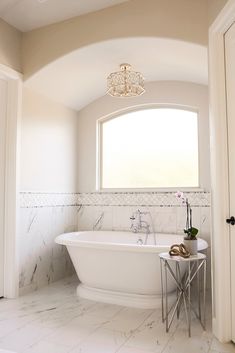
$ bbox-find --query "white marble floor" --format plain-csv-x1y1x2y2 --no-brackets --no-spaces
0,276,234,353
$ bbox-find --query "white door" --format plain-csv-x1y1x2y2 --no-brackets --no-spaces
0,78,7,298
225,21,235,342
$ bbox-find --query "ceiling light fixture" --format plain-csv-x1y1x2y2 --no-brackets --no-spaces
107,63,145,97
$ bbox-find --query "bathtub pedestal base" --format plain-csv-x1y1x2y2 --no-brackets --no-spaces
77,283,173,309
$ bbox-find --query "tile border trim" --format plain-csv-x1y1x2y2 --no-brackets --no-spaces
20,191,211,208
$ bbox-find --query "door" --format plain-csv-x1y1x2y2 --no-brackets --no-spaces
225,22,235,342
0,78,7,298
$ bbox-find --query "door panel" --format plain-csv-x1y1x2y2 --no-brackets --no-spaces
225,22,235,342
0,78,7,297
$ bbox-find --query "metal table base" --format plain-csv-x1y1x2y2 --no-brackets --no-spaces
159,252,206,337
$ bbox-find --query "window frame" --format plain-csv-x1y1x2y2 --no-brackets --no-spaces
96,104,202,192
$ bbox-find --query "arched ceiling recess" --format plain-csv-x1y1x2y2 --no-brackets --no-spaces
22,0,208,79
24,37,208,112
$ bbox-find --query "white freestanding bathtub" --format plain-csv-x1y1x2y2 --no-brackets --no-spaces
55,231,208,308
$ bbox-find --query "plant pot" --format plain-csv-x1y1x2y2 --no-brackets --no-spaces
183,238,198,255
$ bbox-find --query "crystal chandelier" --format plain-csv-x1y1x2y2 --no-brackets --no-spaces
107,63,145,97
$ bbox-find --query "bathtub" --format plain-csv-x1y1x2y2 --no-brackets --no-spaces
55,231,208,309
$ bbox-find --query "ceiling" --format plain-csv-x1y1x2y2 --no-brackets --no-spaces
0,0,129,32
25,37,208,112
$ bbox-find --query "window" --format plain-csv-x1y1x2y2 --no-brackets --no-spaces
99,107,199,189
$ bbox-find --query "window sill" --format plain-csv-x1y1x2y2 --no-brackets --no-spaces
95,187,207,193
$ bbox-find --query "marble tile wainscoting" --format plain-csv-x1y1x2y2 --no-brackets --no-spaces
76,191,210,239
19,193,79,295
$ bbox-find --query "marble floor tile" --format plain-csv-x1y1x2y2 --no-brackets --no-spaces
0,276,234,353
69,328,129,353
117,347,156,353
162,318,213,353
84,302,123,319
33,299,96,329
0,315,38,339
122,310,175,353
0,322,54,353
103,306,153,335
45,313,108,348
210,337,235,353
23,341,71,353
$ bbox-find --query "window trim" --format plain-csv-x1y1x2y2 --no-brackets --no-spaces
96,104,201,192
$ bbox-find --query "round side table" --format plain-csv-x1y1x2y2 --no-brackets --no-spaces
159,252,206,337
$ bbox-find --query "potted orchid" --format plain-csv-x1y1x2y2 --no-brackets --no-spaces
175,191,198,255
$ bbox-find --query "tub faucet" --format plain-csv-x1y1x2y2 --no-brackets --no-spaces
130,209,150,234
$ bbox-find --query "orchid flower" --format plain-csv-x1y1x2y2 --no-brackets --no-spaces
175,191,186,204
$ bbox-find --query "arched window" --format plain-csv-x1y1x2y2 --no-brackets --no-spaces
98,107,199,189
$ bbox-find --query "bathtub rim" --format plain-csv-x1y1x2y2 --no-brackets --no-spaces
55,231,208,253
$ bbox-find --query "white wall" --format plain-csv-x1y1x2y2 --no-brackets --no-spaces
77,81,209,192
19,88,79,294
0,79,7,296
21,88,78,192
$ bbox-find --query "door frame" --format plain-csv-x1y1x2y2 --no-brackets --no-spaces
209,0,235,342
0,63,22,298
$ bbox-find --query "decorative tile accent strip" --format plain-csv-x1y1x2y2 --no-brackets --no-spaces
20,192,78,208
77,191,210,207
20,191,210,208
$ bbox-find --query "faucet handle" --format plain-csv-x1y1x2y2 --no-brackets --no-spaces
130,215,135,220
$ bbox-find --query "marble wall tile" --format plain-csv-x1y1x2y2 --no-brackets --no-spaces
75,191,211,244
19,202,78,295
199,207,211,243
112,206,137,231
77,203,210,244
151,207,177,234
76,206,98,231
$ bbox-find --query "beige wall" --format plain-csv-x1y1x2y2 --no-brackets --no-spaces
0,18,22,72
208,0,228,24
0,0,226,76
21,88,78,192
22,0,208,79
77,81,209,192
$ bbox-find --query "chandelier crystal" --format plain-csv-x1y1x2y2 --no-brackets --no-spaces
107,63,145,97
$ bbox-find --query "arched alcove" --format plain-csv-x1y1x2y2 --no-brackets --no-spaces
22,0,208,79
24,37,208,111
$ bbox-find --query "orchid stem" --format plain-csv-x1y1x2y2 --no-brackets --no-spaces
186,199,189,230
190,208,192,228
